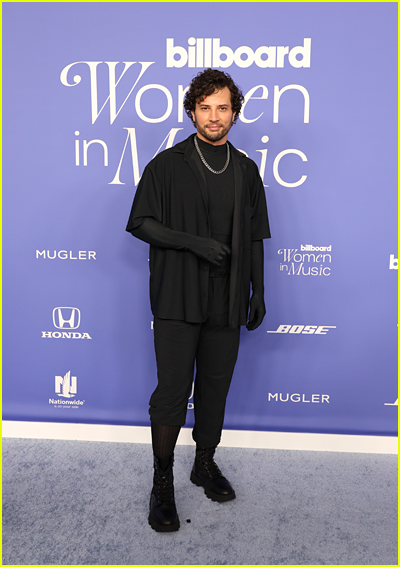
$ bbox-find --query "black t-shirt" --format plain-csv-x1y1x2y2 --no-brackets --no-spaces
196,137,234,273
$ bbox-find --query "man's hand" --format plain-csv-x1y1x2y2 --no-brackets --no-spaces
191,237,231,266
129,219,230,265
246,291,266,331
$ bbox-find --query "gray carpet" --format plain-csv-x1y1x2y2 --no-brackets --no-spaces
2,438,398,565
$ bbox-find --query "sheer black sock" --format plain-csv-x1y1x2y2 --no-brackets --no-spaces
151,422,181,470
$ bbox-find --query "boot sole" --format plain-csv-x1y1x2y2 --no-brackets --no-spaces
190,471,236,502
148,512,180,532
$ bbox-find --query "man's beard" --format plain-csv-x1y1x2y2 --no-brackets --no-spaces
194,121,232,143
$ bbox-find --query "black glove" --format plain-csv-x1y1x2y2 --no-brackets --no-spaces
246,290,266,330
189,236,230,265
129,218,230,266
246,240,266,331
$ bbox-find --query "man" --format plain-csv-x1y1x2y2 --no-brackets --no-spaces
126,68,270,532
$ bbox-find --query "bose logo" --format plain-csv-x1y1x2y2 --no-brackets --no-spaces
53,307,81,330
268,325,336,334
166,38,311,69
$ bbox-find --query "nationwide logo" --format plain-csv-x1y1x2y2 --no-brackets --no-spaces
268,393,330,403
268,325,336,335
49,371,85,408
56,371,77,397
278,245,332,276
389,254,398,270
36,250,96,260
166,38,311,69
42,307,92,339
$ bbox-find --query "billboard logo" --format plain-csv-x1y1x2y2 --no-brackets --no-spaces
384,398,398,406
300,245,331,252
268,325,336,335
166,38,311,69
278,245,332,276
53,307,80,329
42,307,92,339
55,371,77,398
389,254,398,270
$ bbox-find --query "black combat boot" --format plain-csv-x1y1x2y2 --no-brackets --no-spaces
190,446,236,502
148,455,180,532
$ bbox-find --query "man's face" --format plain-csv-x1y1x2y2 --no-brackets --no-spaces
191,87,235,146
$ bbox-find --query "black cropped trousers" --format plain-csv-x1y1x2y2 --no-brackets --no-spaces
149,275,241,448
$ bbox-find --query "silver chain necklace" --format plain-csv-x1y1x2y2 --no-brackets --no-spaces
194,136,230,175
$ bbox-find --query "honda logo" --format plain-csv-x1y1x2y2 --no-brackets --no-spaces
52,307,81,329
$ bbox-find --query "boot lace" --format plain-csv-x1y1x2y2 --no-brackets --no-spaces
155,466,175,503
200,448,223,478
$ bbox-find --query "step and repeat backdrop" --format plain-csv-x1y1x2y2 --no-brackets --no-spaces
3,2,397,437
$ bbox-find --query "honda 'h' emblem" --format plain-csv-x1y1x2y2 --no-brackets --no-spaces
52,307,81,329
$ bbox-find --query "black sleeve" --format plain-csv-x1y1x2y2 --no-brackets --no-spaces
250,240,264,293
246,239,266,330
129,217,188,250
129,218,231,267
126,163,163,232
249,162,271,241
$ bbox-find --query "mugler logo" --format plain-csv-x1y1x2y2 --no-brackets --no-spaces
36,250,96,260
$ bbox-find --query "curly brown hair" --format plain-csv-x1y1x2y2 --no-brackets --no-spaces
183,68,244,125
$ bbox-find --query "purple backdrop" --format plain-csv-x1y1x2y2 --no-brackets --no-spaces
3,2,397,436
